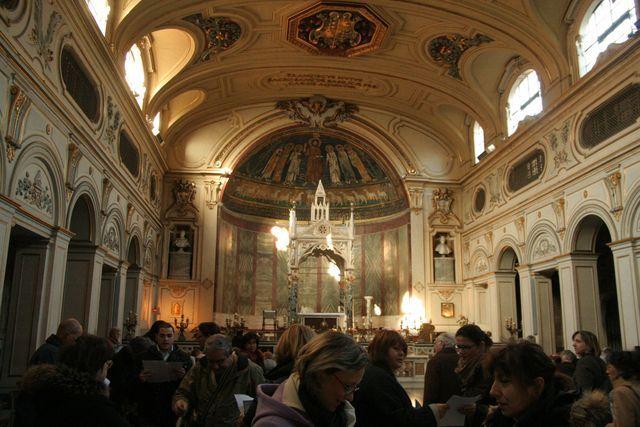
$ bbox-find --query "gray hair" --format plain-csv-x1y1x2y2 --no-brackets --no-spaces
57,318,82,338
205,334,232,356
295,331,367,389
435,332,455,348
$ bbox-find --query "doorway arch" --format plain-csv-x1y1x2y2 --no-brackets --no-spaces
571,214,621,350
61,194,97,327
495,246,522,341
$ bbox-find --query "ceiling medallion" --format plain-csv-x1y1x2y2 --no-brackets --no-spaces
184,13,241,62
428,33,493,80
287,3,388,57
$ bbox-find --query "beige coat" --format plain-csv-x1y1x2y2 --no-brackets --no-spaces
606,378,640,427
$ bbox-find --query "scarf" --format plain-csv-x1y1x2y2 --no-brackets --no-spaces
455,352,484,391
298,381,347,427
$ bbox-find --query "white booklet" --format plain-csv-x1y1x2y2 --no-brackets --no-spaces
439,394,481,427
234,394,254,415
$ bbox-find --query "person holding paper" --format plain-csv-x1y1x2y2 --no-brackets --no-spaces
353,330,448,426
137,321,192,427
484,341,577,426
173,334,265,427
454,324,494,426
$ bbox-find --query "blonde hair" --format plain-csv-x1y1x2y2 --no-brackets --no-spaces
275,324,315,363
295,331,367,390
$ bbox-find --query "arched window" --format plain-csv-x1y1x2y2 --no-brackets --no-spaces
506,69,542,136
60,48,100,122
152,112,161,136
125,43,146,108
86,0,110,35
473,121,484,164
578,0,637,76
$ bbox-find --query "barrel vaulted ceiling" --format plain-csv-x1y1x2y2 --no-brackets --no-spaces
109,0,577,178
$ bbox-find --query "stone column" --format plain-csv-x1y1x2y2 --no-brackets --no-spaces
533,274,555,353
609,239,640,348
86,247,106,334
516,266,536,338
40,228,73,341
0,198,16,302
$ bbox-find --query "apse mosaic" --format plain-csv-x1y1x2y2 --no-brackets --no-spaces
223,131,407,220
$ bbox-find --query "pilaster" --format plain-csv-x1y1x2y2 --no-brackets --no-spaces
86,247,106,334
41,228,73,342
609,239,640,348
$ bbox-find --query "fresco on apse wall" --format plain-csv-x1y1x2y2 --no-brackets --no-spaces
215,209,410,317
223,130,407,220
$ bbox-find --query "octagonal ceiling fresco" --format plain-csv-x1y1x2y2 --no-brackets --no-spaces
286,2,388,57
223,129,407,220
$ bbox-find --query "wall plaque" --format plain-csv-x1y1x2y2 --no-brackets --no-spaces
580,84,640,149
508,149,545,192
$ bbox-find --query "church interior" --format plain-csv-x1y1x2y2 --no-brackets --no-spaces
1,0,640,397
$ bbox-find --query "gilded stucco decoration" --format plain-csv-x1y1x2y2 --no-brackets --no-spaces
183,13,241,62
276,94,358,128
29,0,65,69
287,3,388,57
5,84,31,162
428,33,493,80
15,170,53,215
165,179,198,220
104,97,121,150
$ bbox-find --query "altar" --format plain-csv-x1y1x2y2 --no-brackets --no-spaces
297,312,346,331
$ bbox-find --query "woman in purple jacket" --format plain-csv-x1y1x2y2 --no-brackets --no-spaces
253,331,368,427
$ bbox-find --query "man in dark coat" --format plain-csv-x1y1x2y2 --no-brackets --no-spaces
136,321,192,427
424,332,460,404
28,318,83,366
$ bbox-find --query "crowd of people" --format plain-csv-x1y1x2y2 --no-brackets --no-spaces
15,318,640,426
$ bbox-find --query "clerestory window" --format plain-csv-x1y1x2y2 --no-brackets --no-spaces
506,70,542,136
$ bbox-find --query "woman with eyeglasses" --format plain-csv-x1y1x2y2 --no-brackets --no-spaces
353,330,447,426
16,334,130,426
572,330,611,394
454,324,494,426
253,331,368,427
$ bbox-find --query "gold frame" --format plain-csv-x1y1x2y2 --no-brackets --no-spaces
441,302,455,318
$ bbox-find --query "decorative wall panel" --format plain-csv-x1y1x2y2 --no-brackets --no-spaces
216,209,410,316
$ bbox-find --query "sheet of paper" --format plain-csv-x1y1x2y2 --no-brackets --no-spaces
439,394,481,427
234,394,254,415
142,360,185,383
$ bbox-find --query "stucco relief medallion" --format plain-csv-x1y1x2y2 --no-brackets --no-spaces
103,225,120,253
15,170,53,215
184,14,241,62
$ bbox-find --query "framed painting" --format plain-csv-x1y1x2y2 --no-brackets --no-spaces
441,302,455,318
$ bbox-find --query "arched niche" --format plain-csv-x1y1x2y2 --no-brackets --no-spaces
68,194,95,242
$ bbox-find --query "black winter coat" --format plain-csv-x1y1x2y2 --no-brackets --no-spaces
15,364,130,427
28,334,62,366
136,346,193,427
483,386,578,427
573,354,610,394
353,363,438,427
